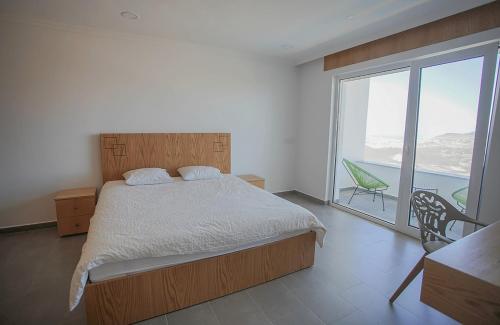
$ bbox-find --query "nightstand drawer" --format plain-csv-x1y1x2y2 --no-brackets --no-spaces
57,214,91,236
56,196,95,218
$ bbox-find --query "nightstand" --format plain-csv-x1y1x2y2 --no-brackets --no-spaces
54,187,96,236
238,175,265,189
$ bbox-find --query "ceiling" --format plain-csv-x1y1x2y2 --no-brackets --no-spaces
0,0,494,65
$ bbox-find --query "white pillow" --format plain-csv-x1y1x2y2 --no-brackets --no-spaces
177,166,222,181
122,168,173,186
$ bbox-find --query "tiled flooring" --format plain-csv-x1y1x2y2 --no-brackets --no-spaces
0,192,458,325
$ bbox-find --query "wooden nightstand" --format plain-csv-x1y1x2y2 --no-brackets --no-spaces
238,175,265,189
54,187,96,236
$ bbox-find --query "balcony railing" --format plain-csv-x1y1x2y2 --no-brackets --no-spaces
334,159,467,239
335,159,468,208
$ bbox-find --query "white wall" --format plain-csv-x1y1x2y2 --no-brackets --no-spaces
295,59,333,201
0,19,299,227
338,79,369,163
333,78,370,200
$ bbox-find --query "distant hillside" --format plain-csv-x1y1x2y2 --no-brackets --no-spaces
364,132,474,176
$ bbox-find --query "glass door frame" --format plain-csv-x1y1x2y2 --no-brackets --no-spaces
330,42,499,238
330,64,411,230
396,43,498,238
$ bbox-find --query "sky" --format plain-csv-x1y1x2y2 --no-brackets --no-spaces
364,56,484,140
339,52,499,180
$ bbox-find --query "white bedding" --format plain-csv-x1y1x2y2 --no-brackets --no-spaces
89,229,309,282
69,175,326,310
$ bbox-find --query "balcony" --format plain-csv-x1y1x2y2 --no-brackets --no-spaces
333,160,468,240
333,67,477,240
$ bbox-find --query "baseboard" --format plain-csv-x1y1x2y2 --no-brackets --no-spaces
0,220,57,233
293,190,329,205
274,190,329,205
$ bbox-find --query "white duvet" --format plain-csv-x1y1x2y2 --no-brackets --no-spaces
69,175,326,310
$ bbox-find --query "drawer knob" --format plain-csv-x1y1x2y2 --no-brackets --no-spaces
75,223,80,227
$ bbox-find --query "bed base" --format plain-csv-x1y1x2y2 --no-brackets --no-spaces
84,231,316,324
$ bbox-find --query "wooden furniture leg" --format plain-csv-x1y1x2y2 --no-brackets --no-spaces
390,254,425,303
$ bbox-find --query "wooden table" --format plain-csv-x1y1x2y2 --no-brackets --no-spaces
421,221,500,324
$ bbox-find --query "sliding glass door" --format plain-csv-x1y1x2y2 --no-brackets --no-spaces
396,44,499,237
332,69,410,224
332,43,499,238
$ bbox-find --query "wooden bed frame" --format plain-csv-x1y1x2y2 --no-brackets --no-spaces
84,133,316,324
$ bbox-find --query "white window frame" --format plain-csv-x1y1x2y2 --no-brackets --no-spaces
328,30,500,239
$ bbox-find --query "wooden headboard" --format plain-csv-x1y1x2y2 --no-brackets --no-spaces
100,133,231,182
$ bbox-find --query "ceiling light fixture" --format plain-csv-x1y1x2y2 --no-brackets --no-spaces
120,11,139,20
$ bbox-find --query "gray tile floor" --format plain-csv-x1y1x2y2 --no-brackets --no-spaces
0,192,458,325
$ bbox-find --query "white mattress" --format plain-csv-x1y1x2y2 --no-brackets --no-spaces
89,229,309,282
70,175,326,310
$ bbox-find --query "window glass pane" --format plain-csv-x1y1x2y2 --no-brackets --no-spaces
333,69,410,224
410,57,484,239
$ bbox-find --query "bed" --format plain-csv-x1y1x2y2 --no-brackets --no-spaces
71,133,326,324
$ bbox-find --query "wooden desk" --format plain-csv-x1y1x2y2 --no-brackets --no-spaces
421,221,500,324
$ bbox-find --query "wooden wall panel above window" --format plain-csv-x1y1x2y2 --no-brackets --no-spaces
324,2,500,71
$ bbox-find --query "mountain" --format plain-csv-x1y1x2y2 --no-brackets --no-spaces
364,132,474,176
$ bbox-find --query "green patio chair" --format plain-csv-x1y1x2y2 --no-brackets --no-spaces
452,186,468,212
450,186,468,230
342,158,389,211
